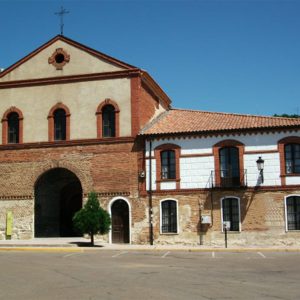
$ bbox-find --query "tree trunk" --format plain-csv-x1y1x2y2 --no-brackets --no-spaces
90,232,94,246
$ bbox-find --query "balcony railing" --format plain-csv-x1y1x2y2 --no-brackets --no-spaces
209,169,247,188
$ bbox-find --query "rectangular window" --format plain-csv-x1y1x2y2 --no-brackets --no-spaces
286,196,300,230
161,150,176,179
161,200,177,233
285,144,300,174
222,198,240,231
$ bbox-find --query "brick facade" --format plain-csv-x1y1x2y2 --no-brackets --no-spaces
1,35,300,246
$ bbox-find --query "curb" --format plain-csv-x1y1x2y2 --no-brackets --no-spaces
0,246,300,253
0,247,84,253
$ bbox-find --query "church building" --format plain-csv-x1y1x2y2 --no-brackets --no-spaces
0,35,300,246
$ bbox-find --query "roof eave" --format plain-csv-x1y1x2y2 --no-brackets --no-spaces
140,125,300,138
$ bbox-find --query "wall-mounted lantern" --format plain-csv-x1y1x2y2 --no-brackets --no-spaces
256,156,264,183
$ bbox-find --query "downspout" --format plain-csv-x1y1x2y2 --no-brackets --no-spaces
148,138,154,245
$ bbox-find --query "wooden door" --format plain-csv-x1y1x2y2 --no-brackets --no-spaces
111,200,129,243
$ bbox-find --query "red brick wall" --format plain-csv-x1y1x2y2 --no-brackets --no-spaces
139,83,158,129
131,77,163,136
0,141,140,197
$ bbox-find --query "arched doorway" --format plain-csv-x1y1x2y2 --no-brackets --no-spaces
111,199,130,243
34,168,82,237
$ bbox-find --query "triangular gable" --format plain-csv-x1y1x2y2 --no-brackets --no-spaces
0,35,138,82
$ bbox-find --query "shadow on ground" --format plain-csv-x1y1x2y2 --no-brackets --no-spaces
69,242,104,247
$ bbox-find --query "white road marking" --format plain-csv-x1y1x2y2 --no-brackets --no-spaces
112,251,128,258
63,252,82,258
212,252,215,258
161,251,170,258
257,252,266,258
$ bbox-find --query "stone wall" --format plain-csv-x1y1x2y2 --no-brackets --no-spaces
147,189,300,246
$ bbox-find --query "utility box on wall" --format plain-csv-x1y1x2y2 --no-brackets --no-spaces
201,215,211,224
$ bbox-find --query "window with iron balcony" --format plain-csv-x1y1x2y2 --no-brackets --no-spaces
213,140,246,188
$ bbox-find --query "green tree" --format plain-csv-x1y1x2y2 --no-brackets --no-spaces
73,192,111,246
273,113,300,118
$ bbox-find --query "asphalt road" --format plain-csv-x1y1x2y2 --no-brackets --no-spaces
0,250,299,300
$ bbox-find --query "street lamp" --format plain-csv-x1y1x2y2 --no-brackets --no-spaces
256,156,264,183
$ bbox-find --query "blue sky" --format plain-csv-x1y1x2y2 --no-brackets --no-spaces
1,0,300,116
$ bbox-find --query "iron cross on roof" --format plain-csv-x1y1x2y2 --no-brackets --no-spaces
55,6,70,35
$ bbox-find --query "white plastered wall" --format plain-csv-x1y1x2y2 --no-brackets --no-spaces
145,130,300,190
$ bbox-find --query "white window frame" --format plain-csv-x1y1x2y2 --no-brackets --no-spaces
284,194,300,232
160,198,179,234
220,196,241,232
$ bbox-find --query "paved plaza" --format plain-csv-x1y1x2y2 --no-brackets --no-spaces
0,249,299,300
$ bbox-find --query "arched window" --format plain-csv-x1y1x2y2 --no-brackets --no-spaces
221,197,240,231
219,147,240,187
102,105,115,138
284,144,300,174
161,150,176,179
2,107,23,145
161,199,178,233
285,196,300,230
96,99,120,139
7,112,19,144
48,103,70,142
54,109,66,141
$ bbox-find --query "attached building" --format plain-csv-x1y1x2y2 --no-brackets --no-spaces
0,35,300,246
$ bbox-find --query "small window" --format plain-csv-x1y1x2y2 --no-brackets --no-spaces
161,150,176,179
221,197,240,231
102,105,115,138
7,112,19,144
161,200,178,233
286,196,300,230
285,144,300,174
54,109,66,141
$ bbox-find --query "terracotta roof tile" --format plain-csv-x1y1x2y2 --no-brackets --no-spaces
140,109,300,136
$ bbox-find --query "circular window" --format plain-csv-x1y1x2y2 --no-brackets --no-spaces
55,53,65,64
48,48,70,70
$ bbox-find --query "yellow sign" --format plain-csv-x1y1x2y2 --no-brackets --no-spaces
6,211,13,237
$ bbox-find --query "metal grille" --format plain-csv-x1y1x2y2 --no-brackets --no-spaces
161,200,177,233
286,196,300,230
222,198,240,231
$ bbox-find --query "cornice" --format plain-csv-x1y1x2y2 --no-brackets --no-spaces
140,71,171,109
148,185,300,195
142,127,300,140
0,69,140,89
0,136,135,151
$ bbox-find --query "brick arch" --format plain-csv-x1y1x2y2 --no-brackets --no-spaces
154,143,181,190
33,162,92,194
1,106,24,144
278,136,300,185
96,98,120,138
213,139,245,187
48,103,71,141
